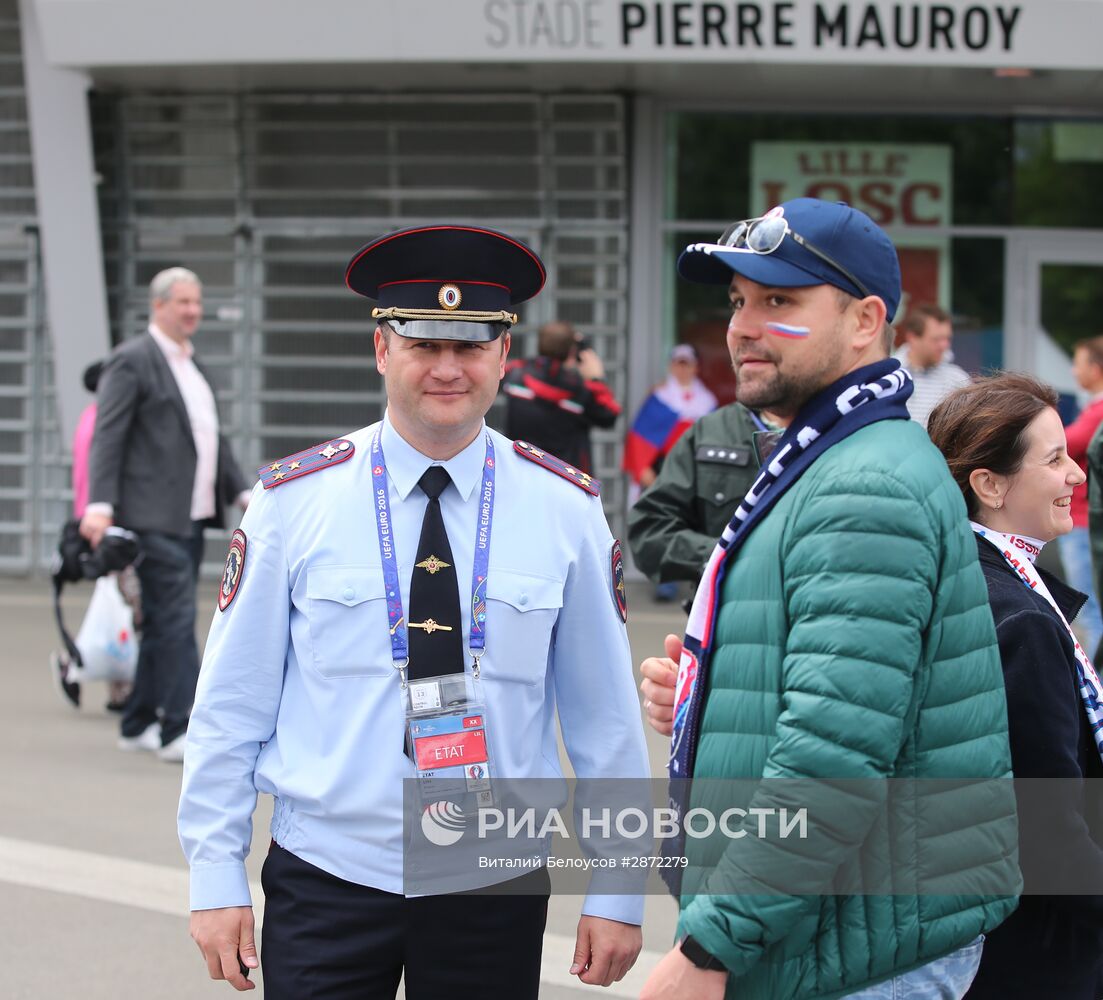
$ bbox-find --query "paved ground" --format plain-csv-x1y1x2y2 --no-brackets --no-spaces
0,575,689,999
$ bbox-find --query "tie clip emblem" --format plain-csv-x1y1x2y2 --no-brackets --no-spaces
416,554,451,575
408,618,453,634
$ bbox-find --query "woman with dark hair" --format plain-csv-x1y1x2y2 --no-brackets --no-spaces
928,372,1103,999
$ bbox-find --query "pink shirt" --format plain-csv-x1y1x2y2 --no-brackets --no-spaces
148,324,219,521
71,402,97,518
1065,394,1103,528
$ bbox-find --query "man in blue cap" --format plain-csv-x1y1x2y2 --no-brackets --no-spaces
637,200,1018,999
179,225,649,997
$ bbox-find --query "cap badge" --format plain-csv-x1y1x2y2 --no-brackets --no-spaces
438,284,462,310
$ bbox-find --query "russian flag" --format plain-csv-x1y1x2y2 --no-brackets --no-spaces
622,392,693,484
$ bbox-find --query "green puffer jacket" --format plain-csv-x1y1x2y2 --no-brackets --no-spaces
678,419,1020,1000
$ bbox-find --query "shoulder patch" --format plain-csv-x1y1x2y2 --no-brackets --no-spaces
218,529,247,612
610,539,627,623
513,440,601,496
257,439,355,490
695,445,751,468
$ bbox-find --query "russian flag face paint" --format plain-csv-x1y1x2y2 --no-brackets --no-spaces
766,322,811,339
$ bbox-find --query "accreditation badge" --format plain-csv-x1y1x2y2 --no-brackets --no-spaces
406,672,494,808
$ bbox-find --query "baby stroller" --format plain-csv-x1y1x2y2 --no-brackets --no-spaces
50,520,141,710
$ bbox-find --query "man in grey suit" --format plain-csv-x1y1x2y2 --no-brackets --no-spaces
80,268,250,762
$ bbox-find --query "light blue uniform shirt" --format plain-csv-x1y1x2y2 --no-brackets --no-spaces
179,415,649,924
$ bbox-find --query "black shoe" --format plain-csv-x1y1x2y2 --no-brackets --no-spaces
105,681,132,713
50,651,81,709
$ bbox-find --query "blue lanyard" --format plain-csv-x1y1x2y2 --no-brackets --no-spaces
370,429,496,683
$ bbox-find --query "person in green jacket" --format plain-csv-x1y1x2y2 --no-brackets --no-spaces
627,400,775,590
638,199,1019,1000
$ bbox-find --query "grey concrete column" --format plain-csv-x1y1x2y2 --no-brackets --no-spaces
627,95,663,424
18,0,110,444
624,95,664,577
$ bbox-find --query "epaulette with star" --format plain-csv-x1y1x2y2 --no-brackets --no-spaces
513,440,601,496
258,438,355,490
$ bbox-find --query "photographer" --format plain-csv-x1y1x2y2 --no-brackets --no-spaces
503,320,621,474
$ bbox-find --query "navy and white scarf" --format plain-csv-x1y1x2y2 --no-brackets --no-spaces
669,359,914,783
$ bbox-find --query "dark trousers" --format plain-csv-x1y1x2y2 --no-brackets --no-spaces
260,843,550,1000
120,522,205,744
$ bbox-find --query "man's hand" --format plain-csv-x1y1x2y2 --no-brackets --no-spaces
577,347,605,380
190,906,258,991
639,944,728,1000
570,915,642,987
79,510,113,549
640,633,680,736
638,466,657,489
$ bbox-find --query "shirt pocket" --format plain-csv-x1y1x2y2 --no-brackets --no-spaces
305,565,392,678
696,461,756,536
484,569,565,687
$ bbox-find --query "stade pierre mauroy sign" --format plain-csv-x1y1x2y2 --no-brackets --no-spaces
486,1,1027,55
32,0,1103,70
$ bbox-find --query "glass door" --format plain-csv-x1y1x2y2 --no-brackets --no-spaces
1004,232,1103,390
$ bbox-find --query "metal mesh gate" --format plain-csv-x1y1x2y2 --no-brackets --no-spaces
0,0,49,574
91,91,630,563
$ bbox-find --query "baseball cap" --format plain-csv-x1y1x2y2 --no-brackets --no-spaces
670,344,697,363
677,198,901,319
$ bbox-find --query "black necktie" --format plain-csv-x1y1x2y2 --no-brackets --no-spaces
407,466,465,681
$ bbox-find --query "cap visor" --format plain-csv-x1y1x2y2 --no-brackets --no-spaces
678,243,827,289
384,319,507,343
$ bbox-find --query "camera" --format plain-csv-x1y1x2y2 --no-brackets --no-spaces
53,521,140,583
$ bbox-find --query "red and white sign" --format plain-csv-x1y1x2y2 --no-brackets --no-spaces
414,729,488,771
751,141,952,317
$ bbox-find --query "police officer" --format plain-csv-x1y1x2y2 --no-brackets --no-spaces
628,400,776,589
179,225,649,998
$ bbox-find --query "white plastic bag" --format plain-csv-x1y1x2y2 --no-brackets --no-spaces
74,575,139,682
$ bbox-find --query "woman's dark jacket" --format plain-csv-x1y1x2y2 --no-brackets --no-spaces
967,535,1103,999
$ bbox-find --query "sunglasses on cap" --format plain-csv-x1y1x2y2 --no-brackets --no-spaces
718,215,872,300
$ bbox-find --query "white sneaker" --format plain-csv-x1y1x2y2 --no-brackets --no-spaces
117,722,161,753
157,732,187,763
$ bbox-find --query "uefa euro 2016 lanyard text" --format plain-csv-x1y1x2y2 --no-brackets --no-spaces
371,430,496,803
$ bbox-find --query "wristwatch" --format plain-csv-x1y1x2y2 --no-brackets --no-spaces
680,936,726,971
